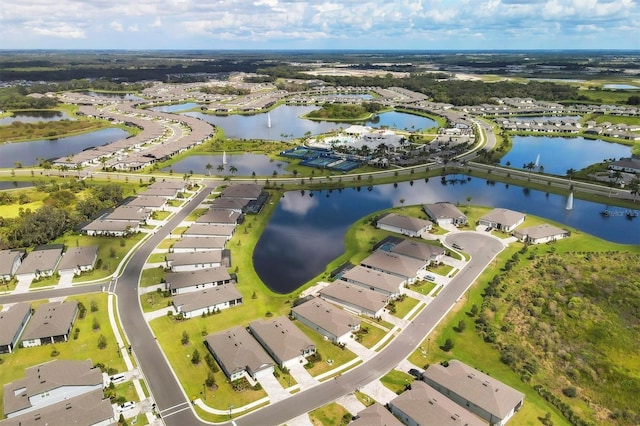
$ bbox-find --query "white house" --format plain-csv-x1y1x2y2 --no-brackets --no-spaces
376,213,433,238
172,284,242,318
513,224,570,244
478,208,526,232
291,298,360,344
248,316,316,369
0,250,23,282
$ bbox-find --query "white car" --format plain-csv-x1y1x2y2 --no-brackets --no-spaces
117,401,135,412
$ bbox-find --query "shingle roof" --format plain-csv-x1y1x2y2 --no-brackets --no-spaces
515,224,569,240
0,303,31,348
172,236,227,251
479,208,525,227
360,250,426,279
423,202,467,221
341,265,404,294
172,284,242,313
292,298,359,338
167,251,222,267
165,267,232,290
249,316,315,365
320,281,388,314
196,209,241,224
15,247,63,275
390,239,445,262
183,223,235,237
204,326,274,377
220,183,263,199
377,213,432,233
0,250,22,276
20,301,78,342
57,245,98,271
82,219,139,232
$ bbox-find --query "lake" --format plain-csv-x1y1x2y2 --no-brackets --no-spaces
163,153,288,176
0,181,35,191
81,91,145,101
0,128,129,168
184,105,437,141
254,178,640,294
0,110,74,125
500,136,631,175
149,103,203,113
603,84,639,90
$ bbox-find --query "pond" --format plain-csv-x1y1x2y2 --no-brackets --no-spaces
254,178,639,294
184,105,437,141
81,91,145,101
162,153,288,176
603,84,640,90
0,110,74,125
149,103,203,113
0,181,35,191
0,128,129,168
500,136,631,175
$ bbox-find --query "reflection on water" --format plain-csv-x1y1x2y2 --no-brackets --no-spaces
163,153,288,176
0,181,35,190
0,110,72,125
255,178,639,293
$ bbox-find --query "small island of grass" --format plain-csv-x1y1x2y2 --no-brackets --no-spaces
304,101,385,121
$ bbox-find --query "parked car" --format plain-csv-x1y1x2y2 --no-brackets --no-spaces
408,368,423,379
452,243,463,250
425,275,436,282
117,401,135,412
109,374,126,384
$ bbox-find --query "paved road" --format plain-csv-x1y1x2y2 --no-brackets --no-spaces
233,232,504,426
0,283,105,304
114,183,215,426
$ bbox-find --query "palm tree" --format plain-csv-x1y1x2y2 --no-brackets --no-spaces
217,164,225,174
566,168,576,181
538,165,544,174
205,163,213,176
229,165,238,176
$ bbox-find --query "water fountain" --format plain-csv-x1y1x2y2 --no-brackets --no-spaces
566,191,574,210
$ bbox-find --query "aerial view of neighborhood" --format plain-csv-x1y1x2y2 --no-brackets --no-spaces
0,6,639,426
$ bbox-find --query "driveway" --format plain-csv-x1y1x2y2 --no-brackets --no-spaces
260,372,290,403
288,361,319,390
57,271,74,288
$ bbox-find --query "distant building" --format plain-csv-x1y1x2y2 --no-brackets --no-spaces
248,316,316,369
423,202,468,226
340,265,404,298
171,236,227,253
423,360,525,426
0,303,32,354
21,301,78,347
81,219,140,237
220,183,264,200
607,157,640,174
360,250,427,284
389,239,446,264
291,297,359,344
182,223,235,240
165,267,234,295
166,251,223,272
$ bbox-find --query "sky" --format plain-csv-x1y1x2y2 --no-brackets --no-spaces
1,0,639,50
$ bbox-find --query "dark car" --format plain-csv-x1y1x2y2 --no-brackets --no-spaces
408,368,423,380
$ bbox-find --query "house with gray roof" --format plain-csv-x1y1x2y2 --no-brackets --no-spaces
82,219,140,236
0,303,32,354
513,224,570,244
15,247,63,281
21,300,79,347
126,195,168,210
478,208,526,232
149,179,188,191
209,197,250,213
423,360,525,426
389,380,485,426
140,186,182,199
172,284,242,318
319,281,388,318
196,209,241,225
204,326,274,381
1,389,114,426
166,251,223,272
182,223,235,240
423,202,468,226
248,316,316,368
360,250,427,284
376,213,433,238
165,267,234,295
172,236,227,253
291,297,360,344
608,157,640,174
0,250,23,282
351,402,403,426
340,265,404,298
390,239,446,264
105,205,152,223
57,245,99,276
3,359,103,419
220,183,263,200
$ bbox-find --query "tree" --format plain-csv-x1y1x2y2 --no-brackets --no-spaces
205,371,216,388
205,163,213,176
441,338,454,352
229,165,238,175
454,320,466,333
566,168,576,181
97,334,107,349
217,164,225,174
92,317,100,331
181,330,190,345
191,349,201,365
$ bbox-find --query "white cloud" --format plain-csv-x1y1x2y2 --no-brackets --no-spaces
110,21,124,32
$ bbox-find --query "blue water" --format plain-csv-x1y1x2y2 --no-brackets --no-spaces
163,153,288,176
254,178,640,293
603,84,639,90
149,103,203,113
500,136,631,175
0,110,73,125
0,181,35,190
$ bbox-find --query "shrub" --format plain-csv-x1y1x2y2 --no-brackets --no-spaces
441,339,454,352
562,387,577,398
191,349,201,365
98,334,107,349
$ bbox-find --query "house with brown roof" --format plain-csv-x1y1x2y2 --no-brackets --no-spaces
319,281,388,318
0,250,23,282
105,205,152,223
126,195,168,210
291,297,360,344
140,186,182,199
195,209,241,225
478,208,526,232
3,359,103,419
1,389,115,426
182,223,236,240
220,183,263,200
57,245,99,276
388,380,485,426
423,360,525,426
204,326,274,381
340,265,404,298
423,202,468,226
172,284,242,318
166,251,223,272
351,402,403,426
165,267,234,295
81,219,140,236
0,303,32,354
249,316,316,369
360,250,427,284
513,224,570,244
376,213,433,238
390,239,446,264
171,236,227,253
209,197,250,213
21,301,79,347
15,247,63,281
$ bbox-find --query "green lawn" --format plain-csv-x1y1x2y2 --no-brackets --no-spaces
429,263,454,276
147,253,167,264
185,208,207,221
294,320,358,377
140,291,172,313
388,296,420,319
408,280,437,295
354,323,387,349
0,293,126,417
140,267,165,287
380,370,413,395
29,274,59,288
152,210,172,220
309,402,351,425
156,238,178,249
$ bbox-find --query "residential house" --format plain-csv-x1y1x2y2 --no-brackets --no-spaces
172,284,242,318
204,326,275,381
165,267,234,295
57,245,99,276
1,389,114,426
0,303,32,354
140,186,182,199
3,359,103,419
513,224,570,244
607,157,640,174
478,208,526,232
208,197,250,213
171,236,227,253
248,316,316,369
340,265,404,298
15,247,63,281
182,223,236,240
376,213,433,238
423,202,468,226
388,380,485,426
166,251,222,272
351,402,403,426
423,360,525,426
126,195,168,211
220,183,263,200
390,239,446,265
319,281,388,318
105,205,152,223
81,219,140,236
360,250,427,284
0,250,23,282
21,301,79,347
291,297,360,344
195,209,241,225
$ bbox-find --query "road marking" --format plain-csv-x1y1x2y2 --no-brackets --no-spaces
161,404,192,418
160,402,190,416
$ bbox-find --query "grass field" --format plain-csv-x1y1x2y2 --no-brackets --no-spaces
309,402,351,425
380,369,413,395
388,296,420,319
